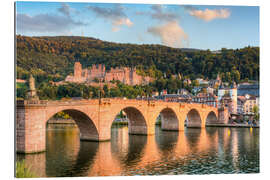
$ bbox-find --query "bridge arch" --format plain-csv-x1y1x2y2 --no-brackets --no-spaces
158,107,179,131
186,108,202,128
47,108,99,141
111,106,148,135
205,111,218,124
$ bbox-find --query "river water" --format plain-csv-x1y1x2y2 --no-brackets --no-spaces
17,124,259,177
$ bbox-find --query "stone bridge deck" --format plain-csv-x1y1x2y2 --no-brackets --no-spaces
16,98,228,153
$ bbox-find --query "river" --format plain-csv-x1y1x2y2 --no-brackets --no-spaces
16,124,259,177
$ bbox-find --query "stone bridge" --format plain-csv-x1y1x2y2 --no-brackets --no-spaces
16,98,228,153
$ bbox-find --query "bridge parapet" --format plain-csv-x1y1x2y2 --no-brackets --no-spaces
46,99,99,106
16,100,48,107
16,99,218,110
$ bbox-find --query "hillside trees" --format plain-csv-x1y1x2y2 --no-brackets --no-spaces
16,36,259,84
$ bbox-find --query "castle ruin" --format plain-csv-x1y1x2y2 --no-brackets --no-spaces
65,62,153,85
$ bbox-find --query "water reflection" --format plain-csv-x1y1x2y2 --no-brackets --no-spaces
16,125,259,177
155,127,178,155
46,124,81,177
71,141,99,176
111,126,148,167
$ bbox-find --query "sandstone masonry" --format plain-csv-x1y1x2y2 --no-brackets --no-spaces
65,62,153,85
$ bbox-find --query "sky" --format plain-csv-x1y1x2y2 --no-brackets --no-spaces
15,1,259,51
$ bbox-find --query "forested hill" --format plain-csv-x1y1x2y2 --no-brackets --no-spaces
16,35,259,83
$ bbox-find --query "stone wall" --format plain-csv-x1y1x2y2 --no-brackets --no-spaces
65,62,153,85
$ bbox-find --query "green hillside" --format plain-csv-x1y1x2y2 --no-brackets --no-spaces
16,35,259,84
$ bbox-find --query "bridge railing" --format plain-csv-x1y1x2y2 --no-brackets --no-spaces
16,98,217,109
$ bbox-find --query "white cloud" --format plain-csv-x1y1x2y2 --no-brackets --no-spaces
87,5,133,32
147,21,189,48
112,18,133,32
16,13,85,34
137,5,187,47
188,8,231,22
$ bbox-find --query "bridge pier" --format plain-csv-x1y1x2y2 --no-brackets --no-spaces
160,110,179,131
217,107,229,124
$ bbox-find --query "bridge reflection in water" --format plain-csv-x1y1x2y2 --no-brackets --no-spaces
17,124,259,177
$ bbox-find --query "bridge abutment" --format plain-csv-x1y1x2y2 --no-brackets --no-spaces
16,102,47,153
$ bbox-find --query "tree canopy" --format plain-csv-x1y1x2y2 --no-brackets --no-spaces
16,35,259,84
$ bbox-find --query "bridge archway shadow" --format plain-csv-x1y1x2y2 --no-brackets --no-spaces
185,128,202,149
186,109,202,128
111,106,148,135
206,111,218,125
47,109,99,141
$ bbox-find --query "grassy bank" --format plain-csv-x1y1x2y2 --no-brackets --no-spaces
16,160,36,178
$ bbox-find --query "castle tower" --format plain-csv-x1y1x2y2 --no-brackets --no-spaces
74,62,82,79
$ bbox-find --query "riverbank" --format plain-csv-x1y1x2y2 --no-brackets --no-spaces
111,121,128,126
48,119,129,126
206,123,259,128
47,119,75,124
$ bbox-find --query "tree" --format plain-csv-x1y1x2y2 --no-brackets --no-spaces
16,82,28,99
154,78,166,93
167,77,178,94
252,105,259,122
192,80,199,87
232,69,241,84
225,72,232,84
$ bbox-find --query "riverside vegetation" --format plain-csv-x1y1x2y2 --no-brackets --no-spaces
16,160,36,178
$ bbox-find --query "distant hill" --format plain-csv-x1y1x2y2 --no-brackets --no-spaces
179,48,204,52
16,35,259,84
